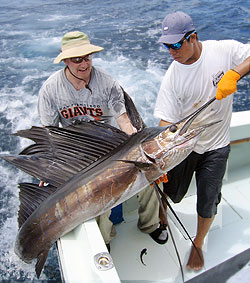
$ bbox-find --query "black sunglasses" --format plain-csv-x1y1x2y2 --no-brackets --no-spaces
163,31,195,50
70,54,93,64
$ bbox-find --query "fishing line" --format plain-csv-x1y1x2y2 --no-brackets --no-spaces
153,182,203,265
153,181,184,283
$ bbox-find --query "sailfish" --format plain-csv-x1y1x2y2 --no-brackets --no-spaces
1,92,218,278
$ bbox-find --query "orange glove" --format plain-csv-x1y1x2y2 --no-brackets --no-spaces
150,173,168,186
216,69,241,100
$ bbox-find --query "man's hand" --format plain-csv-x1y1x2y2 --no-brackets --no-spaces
116,113,137,135
216,69,241,100
150,173,168,186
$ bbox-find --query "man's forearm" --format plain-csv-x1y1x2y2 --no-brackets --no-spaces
233,56,250,77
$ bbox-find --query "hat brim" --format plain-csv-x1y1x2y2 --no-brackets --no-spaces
54,44,104,64
157,33,185,44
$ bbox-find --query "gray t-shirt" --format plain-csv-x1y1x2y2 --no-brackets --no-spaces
38,66,126,128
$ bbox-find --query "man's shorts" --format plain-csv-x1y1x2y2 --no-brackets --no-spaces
162,145,230,218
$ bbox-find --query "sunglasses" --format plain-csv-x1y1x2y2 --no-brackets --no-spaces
163,32,195,50
70,54,93,64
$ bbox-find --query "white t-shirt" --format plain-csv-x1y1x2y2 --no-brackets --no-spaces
154,40,250,154
38,66,126,128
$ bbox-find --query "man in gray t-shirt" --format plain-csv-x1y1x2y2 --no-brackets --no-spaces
37,31,169,247
38,64,127,129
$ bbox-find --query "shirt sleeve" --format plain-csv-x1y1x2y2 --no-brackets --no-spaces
37,83,60,127
229,40,250,67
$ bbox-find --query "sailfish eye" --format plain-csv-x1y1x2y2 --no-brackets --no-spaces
169,124,178,133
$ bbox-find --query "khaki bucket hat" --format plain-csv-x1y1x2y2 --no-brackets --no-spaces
54,31,104,64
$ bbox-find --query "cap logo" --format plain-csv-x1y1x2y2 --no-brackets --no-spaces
163,27,169,31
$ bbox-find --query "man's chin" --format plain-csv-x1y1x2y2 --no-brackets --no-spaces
77,71,90,79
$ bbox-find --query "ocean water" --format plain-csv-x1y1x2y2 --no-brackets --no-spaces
0,0,249,281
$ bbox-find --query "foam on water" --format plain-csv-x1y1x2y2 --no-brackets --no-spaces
94,54,165,126
0,165,34,280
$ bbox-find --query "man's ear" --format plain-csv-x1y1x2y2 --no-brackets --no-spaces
191,33,197,42
189,33,195,43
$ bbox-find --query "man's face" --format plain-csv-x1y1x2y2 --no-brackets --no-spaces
64,54,93,80
165,33,198,65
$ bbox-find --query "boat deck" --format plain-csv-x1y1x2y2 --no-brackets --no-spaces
110,163,250,282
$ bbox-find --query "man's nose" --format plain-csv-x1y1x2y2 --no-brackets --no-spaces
169,48,179,57
169,48,177,54
79,60,88,67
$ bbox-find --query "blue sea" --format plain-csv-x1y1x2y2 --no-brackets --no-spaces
0,0,249,281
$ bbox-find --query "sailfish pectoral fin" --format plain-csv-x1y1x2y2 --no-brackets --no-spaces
35,248,50,278
117,160,153,171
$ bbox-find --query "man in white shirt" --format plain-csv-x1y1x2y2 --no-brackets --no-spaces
154,11,250,270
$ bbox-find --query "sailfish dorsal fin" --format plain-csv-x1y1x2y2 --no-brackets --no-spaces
1,122,129,188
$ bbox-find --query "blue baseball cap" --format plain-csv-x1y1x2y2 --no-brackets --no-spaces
158,11,195,44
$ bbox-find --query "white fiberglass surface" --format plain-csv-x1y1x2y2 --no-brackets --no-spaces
110,166,250,283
